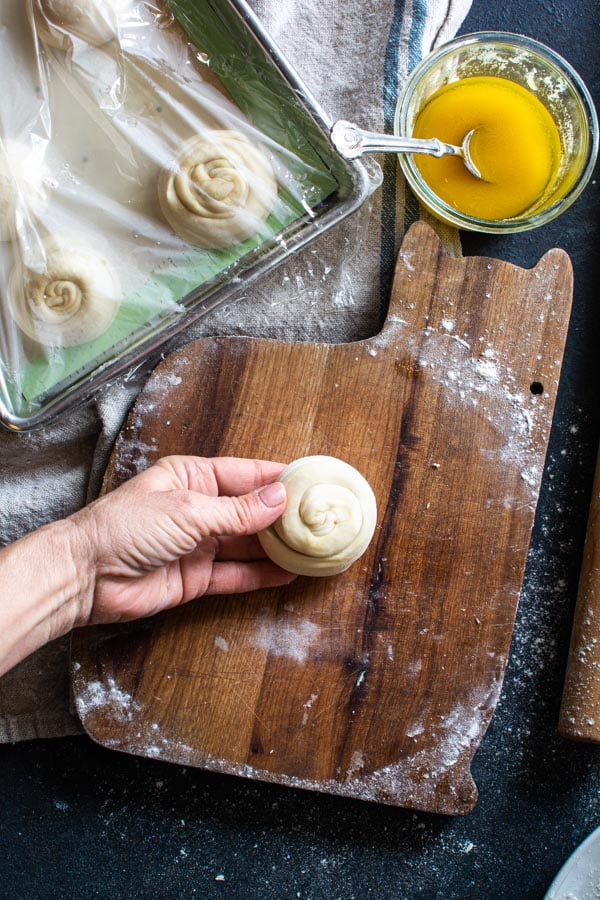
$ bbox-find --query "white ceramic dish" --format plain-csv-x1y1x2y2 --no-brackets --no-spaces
545,825,600,899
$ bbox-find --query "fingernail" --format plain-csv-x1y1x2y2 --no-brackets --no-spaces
258,481,286,508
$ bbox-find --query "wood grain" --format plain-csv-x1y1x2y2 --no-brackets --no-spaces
559,444,600,742
71,222,573,814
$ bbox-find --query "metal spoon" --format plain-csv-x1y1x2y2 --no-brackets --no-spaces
330,119,482,180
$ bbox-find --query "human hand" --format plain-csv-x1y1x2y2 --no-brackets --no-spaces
72,455,295,627
0,455,294,677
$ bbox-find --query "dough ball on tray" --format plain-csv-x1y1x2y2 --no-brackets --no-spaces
157,130,277,249
8,239,121,347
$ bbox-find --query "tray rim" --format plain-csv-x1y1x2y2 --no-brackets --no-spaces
0,0,373,433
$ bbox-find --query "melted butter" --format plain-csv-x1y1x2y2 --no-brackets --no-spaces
412,75,563,220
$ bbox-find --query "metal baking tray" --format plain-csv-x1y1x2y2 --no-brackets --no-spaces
0,0,372,431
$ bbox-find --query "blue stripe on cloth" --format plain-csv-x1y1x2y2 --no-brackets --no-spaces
379,0,405,323
380,0,436,296
407,0,428,73
403,0,429,231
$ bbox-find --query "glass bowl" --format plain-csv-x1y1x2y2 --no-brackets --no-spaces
394,32,598,233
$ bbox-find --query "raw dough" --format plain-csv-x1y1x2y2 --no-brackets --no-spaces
7,240,121,347
258,456,378,577
0,140,49,243
33,0,121,50
157,130,277,249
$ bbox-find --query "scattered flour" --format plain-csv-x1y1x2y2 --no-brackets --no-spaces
346,751,365,778
112,358,189,478
301,693,319,727
251,617,321,664
120,688,498,813
397,249,415,271
474,358,500,383
75,676,139,723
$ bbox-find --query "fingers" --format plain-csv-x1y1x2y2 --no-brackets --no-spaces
176,540,295,603
206,560,297,595
207,457,287,496
185,481,287,539
176,533,268,564
100,556,296,621
151,455,286,496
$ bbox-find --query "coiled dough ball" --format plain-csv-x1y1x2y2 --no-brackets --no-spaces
8,241,121,347
157,130,277,249
259,456,378,577
33,0,121,50
0,140,49,243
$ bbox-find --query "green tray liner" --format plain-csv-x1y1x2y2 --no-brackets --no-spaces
16,0,341,411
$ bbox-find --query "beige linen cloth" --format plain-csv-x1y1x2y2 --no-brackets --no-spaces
0,0,471,743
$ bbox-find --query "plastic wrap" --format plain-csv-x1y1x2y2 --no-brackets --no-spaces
0,0,373,429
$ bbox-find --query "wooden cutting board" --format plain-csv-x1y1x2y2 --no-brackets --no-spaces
71,222,573,815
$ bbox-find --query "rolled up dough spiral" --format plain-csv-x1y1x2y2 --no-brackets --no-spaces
0,140,49,243
8,241,121,347
157,130,277,249
259,456,378,577
34,0,121,50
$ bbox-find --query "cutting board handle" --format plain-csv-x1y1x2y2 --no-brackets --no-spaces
381,221,569,340
384,222,440,323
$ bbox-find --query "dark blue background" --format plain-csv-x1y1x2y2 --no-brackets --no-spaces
1,1,598,897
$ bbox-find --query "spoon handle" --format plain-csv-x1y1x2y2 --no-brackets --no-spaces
331,119,462,161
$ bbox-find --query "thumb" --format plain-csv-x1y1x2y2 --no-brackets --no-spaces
198,480,287,537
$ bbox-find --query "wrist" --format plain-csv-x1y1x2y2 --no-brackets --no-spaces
0,517,95,676
60,514,97,629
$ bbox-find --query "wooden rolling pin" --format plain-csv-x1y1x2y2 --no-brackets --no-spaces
559,445,600,742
